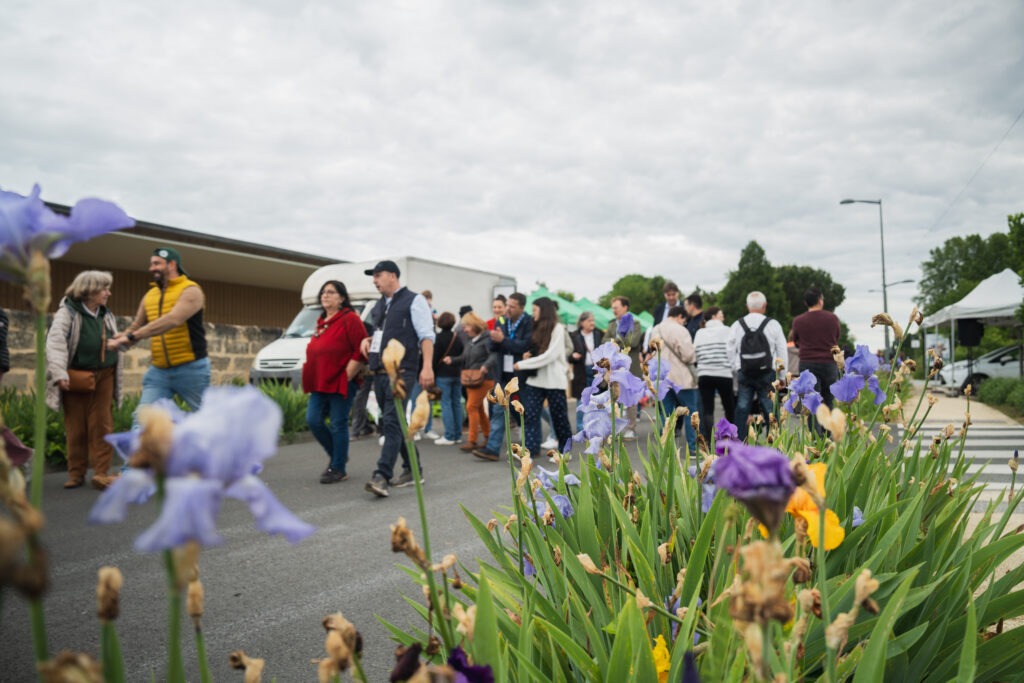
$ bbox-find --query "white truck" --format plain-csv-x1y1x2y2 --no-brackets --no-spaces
250,256,517,386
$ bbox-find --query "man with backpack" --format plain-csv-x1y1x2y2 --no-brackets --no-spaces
728,291,788,440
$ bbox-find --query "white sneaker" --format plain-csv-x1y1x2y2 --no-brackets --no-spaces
425,430,440,440
541,437,558,450
378,435,386,446
621,429,638,441
434,437,456,446
413,432,423,441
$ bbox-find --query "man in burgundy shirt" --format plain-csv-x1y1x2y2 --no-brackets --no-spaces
789,288,841,426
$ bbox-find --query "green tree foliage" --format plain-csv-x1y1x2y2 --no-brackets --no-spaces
599,274,666,314
775,265,846,319
917,231,1015,314
716,241,788,328
555,289,576,302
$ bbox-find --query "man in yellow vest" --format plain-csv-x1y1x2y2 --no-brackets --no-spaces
109,247,209,410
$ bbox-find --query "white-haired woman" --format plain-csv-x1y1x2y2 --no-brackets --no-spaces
46,270,123,490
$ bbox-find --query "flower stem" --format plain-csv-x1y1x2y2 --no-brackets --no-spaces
162,549,186,683
393,394,455,653
817,504,835,683
193,624,212,683
28,310,49,668
100,622,126,683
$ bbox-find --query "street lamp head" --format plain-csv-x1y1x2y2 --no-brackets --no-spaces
839,199,856,205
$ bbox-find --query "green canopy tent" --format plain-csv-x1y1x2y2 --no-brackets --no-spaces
526,286,586,326
574,297,615,329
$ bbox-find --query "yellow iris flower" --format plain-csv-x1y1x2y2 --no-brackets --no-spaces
760,462,846,550
652,635,671,682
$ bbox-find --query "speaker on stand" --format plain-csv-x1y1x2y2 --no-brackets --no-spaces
957,318,984,393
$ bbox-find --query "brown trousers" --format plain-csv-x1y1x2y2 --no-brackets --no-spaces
465,380,494,446
62,366,116,480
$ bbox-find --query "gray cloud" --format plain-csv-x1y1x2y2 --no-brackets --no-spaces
2,0,1022,347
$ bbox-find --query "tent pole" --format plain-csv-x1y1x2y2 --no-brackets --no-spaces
950,319,956,389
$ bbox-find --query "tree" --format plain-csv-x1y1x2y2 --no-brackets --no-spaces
599,274,667,315
716,241,788,329
775,265,846,320
555,289,576,302
917,232,1014,314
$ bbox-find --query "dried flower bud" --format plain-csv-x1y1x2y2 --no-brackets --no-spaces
229,651,266,683
831,346,845,372
132,407,175,472
577,553,602,575
515,453,533,492
854,569,879,605
815,405,847,441
1011,451,1019,473
390,517,429,569
511,400,524,415
382,339,406,382
96,566,123,623
453,603,476,640
552,546,562,566
909,306,924,328
408,391,432,435
38,651,102,683
503,377,520,396
657,542,671,565
635,588,653,610
871,312,895,329
486,518,498,532
503,514,517,532
322,611,361,672
789,557,813,584
825,611,856,650
187,579,204,624
797,588,819,616
172,541,201,588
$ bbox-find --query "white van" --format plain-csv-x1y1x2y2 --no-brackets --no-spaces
250,257,517,386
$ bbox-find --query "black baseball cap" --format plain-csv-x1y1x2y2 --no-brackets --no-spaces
364,260,400,277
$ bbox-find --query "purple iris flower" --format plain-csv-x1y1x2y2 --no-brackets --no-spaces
523,557,535,578
866,375,887,405
852,506,864,528
713,442,795,533
784,370,824,416
845,345,879,377
448,646,495,683
646,354,682,400
0,184,133,282
687,466,717,513
714,418,738,443
534,467,581,489
609,367,647,408
90,386,315,551
590,341,632,372
573,390,613,455
617,312,635,336
531,493,574,525
830,373,866,403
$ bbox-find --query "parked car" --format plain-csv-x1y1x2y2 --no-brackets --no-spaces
935,344,1023,393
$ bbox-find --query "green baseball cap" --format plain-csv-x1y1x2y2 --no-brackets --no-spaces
153,247,188,276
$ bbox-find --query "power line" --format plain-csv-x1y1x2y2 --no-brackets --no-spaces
928,102,1024,232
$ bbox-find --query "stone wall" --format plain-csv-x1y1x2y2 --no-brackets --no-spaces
3,310,281,392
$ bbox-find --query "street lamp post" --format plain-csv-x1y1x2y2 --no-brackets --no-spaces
840,198,891,356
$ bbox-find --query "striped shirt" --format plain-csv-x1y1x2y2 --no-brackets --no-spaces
693,320,733,378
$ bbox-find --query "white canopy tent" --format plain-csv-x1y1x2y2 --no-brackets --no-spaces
920,268,1024,386
921,269,1024,328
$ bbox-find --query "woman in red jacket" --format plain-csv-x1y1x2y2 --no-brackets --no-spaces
302,280,368,483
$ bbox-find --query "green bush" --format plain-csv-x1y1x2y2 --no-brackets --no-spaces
977,377,1018,406
256,382,309,441
0,388,66,467
1005,382,1024,413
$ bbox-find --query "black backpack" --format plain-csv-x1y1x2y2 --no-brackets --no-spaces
738,318,773,374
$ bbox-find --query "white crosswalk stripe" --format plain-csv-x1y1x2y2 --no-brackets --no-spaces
911,420,1024,505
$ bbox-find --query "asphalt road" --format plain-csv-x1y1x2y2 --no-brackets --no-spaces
0,430,544,681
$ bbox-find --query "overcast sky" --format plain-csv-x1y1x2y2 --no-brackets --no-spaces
3,1,1022,349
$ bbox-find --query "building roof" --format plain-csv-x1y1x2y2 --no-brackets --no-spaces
47,202,342,291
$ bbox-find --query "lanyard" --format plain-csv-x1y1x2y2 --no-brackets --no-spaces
507,314,524,338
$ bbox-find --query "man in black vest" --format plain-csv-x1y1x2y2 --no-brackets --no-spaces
360,260,436,498
472,292,533,461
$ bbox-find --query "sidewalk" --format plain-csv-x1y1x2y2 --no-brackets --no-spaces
907,379,1019,426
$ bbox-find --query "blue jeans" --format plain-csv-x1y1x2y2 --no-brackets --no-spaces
139,357,211,411
522,384,573,456
373,373,419,481
735,369,775,440
409,382,434,433
307,385,355,473
436,376,463,441
661,388,699,455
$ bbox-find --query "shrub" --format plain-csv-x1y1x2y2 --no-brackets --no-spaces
256,382,309,441
0,388,66,467
1006,382,1024,413
977,377,1018,406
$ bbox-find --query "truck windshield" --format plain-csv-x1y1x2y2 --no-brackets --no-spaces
282,308,321,338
